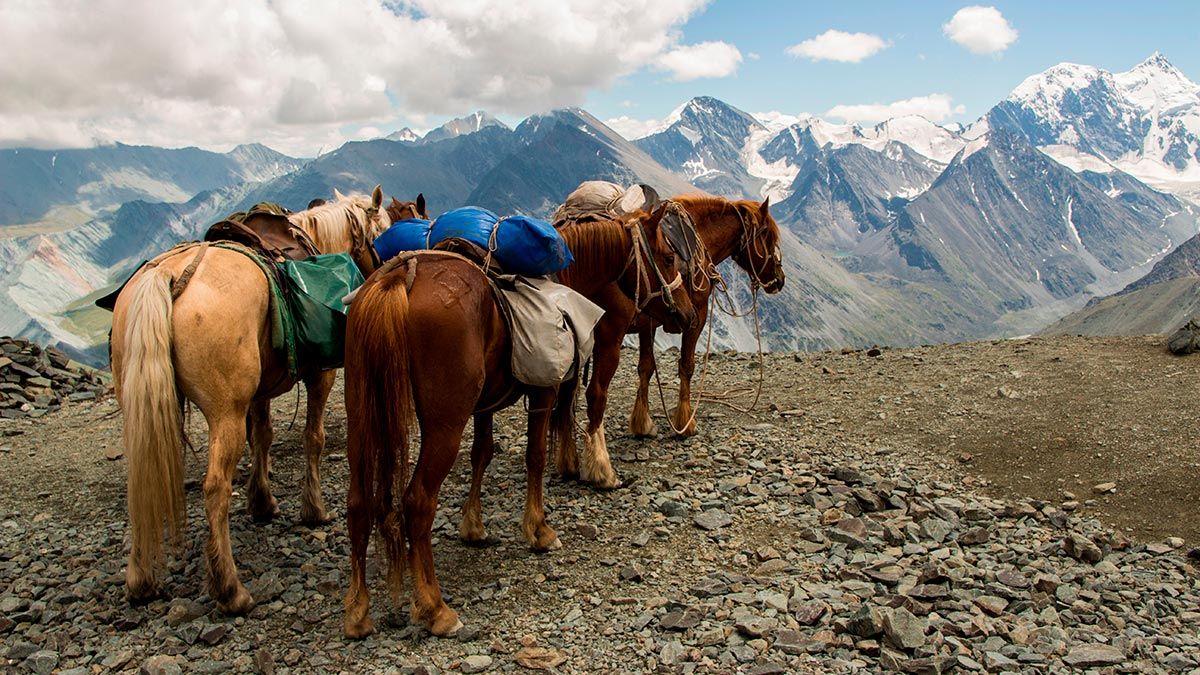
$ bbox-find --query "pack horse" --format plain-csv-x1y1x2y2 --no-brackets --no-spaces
110,187,415,613
341,204,694,638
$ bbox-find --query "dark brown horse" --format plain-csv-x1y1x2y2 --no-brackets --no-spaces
549,195,785,488
388,194,427,222
342,205,693,639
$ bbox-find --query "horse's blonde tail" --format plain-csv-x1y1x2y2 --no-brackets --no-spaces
120,266,185,580
344,271,414,602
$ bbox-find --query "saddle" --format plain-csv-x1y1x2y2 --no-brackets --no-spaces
204,203,319,263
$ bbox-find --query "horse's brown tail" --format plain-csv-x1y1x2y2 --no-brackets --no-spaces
120,266,186,582
344,273,414,601
550,370,579,475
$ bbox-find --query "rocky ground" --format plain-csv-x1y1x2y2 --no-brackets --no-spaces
0,335,1198,673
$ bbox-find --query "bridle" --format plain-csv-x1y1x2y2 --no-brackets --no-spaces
348,203,385,274
731,205,782,291
620,218,684,316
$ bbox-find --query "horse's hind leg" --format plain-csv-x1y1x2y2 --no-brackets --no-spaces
628,325,658,438
245,398,279,522
203,408,255,614
406,423,466,637
523,389,560,552
552,375,580,480
300,370,336,525
459,413,494,545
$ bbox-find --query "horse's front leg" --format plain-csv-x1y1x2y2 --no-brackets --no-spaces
459,413,495,544
523,388,561,551
628,323,658,437
672,301,708,437
300,369,336,525
581,319,624,489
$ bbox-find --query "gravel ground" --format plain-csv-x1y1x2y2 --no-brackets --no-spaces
0,335,1198,673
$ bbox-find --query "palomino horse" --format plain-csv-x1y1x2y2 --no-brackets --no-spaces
628,195,785,437
342,205,693,638
111,187,400,614
550,195,784,488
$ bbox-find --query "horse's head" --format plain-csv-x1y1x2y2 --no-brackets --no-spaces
622,203,695,332
329,185,391,277
388,193,427,221
730,197,785,294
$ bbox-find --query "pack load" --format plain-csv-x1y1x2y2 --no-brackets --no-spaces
552,181,659,225
372,206,573,276
374,218,432,263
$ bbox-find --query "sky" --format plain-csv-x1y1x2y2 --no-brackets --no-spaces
1,0,1197,156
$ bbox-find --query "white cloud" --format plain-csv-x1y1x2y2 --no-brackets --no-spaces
656,41,743,81
0,0,715,155
786,30,889,63
604,115,668,140
825,94,965,123
942,6,1018,55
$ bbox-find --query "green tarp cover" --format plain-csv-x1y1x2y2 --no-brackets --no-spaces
281,253,365,371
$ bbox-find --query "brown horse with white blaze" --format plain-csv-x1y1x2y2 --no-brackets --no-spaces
342,205,693,639
549,195,784,488
628,195,785,437
111,187,403,614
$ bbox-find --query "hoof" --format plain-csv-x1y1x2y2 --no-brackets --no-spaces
125,581,159,606
216,585,255,616
300,507,332,527
422,606,463,638
344,614,374,640
248,496,280,523
531,536,563,553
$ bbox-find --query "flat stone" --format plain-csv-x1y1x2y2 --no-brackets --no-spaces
1062,643,1125,668
973,596,1008,616
882,607,927,650
24,650,59,675
659,609,702,631
693,510,733,531
1092,482,1117,494
140,655,183,675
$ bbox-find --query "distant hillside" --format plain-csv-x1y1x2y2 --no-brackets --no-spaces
1042,231,1200,336
0,142,302,229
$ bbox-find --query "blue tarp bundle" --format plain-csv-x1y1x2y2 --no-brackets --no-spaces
374,218,431,263
373,207,573,277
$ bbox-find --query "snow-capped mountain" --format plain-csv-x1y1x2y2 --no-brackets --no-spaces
635,97,767,199
417,111,509,145
386,127,420,142
986,53,1200,196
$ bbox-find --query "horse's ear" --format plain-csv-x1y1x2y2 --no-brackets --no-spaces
644,202,669,234
759,196,770,215
416,193,426,217
371,185,383,209
333,188,346,201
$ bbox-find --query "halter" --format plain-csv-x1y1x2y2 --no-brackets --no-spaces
620,218,684,315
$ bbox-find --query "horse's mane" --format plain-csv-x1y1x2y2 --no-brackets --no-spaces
670,194,745,219
289,194,389,253
555,217,633,287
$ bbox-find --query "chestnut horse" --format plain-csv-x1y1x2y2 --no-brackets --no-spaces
342,205,693,638
549,195,785,488
111,187,403,614
628,195,785,437
388,193,427,223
